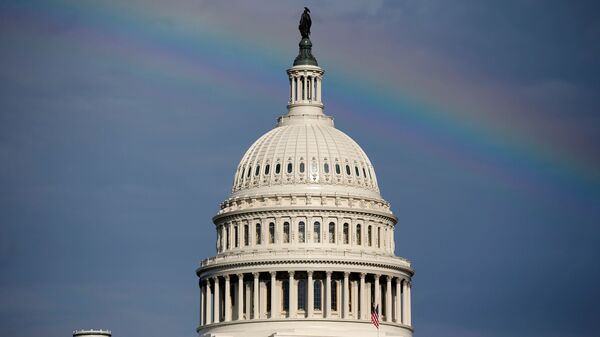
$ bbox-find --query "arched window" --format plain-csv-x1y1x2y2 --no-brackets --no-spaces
298,221,306,243
300,76,305,100
356,224,362,245
299,162,305,173
355,166,360,176
313,222,321,243
368,225,372,246
256,223,262,245
294,77,298,101
307,76,312,100
328,222,335,243
255,165,260,176
275,163,281,174
287,163,293,174
335,163,341,174
247,165,251,178
298,279,306,310
269,222,275,244
314,280,322,310
226,225,230,250
346,165,351,175
363,167,367,178
343,223,349,244
377,227,381,248
244,224,249,246
324,162,330,173
264,164,270,175
283,222,290,243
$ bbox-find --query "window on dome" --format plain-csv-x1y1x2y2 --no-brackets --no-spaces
313,222,321,243
314,280,322,310
300,76,305,100
324,162,330,173
355,166,360,176
256,223,262,245
226,225,230,250
283,222,290,243
368,226,372,247
343,223,349,244
299,221,306,243
335,163,341,174
247,166,251,178
265,164,270,175
275,163,281,174
269,222,275,244
241,168,245,180
294,78,298,101
244,224,249,246
329,222,335,243
234,225,239,248
298,279,306,310
307,76,312,100
331,280,338,311
377,227,381,248
255,165,260,176
363,167,367,178
299,162,305,173
346,165,351,175
356,224,362,245
287,163,293,174
282,279,289,311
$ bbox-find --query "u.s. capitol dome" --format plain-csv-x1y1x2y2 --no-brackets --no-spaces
197,9,413,337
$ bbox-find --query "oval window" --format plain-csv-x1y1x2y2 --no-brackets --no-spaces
275,163,281,174
264,164,270,175
355,166,360,176
287,163,293,173
255,165,260,176
335,164,341,174
299,162,305,173
324,163,330,173
345,165,351,175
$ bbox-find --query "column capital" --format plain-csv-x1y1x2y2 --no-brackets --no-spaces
224,274,230,281
344,271,350,277
325,271,332,277
307,270,314,277
360,272,366,279
374,273,381,279
252,272,259,278
270,271,277,277
289,271,295,278
236,273,244,279
385,275,392,282
212,275,219,281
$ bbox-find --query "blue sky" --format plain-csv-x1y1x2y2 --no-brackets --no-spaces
0,1,599,337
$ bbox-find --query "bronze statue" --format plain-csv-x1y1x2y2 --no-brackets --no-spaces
299,7,311,38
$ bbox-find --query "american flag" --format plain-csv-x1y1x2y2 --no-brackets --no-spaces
371,304,380,329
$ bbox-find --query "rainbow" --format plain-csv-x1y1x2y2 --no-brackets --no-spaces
4,0,598,200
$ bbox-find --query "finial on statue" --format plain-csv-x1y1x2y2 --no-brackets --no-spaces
294,7,318,66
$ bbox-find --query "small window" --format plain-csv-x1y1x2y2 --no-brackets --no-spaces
329,222,335,243
256,223,262,245
368,225,372,246
247,166,251,178
314,222,321,243
244,224,249,246
226,226,230,250
265,164,270,175
343,223,349,244
287,163,293,174
324,163,330,173
345,165,351,175
377,227,381,248
335,164,341,174
269,222,275,244
275,163,281,174
298,279,306,310
355,166,360,176
356,224,362,245
283,222,290,243
255,165,260,176
299,221,306,243
363,167,367,178
299,162,305,173
282,280,289,311
331,280,337,310
241,168,245,179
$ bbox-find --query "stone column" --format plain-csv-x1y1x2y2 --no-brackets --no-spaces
289,271,296,318
224,275,231,322
385,276,392,322
395,277,401,323
407,281,412,326
318,77,322,102
213,276,220,323
342,272,350,319
374,274,381,317
325,271,332,318
205,279,212,324
270,272,278,318
237,274,244,320
253,272,259,319
359,273,366,320
200,280,205,326
401,279,407,325
307,271,314,318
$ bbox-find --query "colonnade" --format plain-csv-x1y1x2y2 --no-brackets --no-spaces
199,270,411,327
289,73,322,104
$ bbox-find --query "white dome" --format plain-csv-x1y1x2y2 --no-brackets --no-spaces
231,116,381,200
